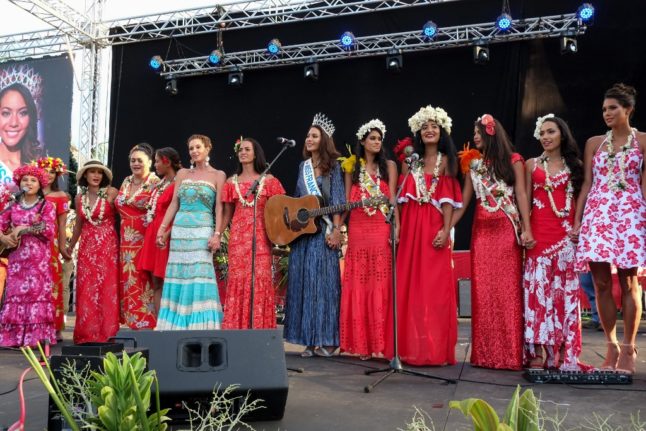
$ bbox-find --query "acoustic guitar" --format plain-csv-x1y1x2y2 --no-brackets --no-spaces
0,229,25,259
264,194,389,246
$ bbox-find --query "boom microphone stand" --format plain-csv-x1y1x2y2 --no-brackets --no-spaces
363,157,456,392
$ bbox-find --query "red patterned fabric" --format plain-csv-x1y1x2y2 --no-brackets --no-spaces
74,198,120,344
220,177,285,329
137,183,175,279
340,175,391,356
385,174,462,366
45,194,69,331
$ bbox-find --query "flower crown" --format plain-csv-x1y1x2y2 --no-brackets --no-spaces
356,119,386,141
234,136,243,153
408,105,452,134
393,137,415,162
13,164,49,188
478,114,496,136
312,112,335,137
33,156,67,174
0,65,43,103
533,113,556,140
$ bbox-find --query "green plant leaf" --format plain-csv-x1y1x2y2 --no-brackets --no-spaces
128,362,151,431
502,385,521,429
517,389,539,431
450,398,500,431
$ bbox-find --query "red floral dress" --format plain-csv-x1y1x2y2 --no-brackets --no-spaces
45,194,69,331
115,174,159,329
221,176,285,329
524,164,589,371
137,182,175,279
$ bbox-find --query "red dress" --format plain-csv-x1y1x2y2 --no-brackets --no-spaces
385,171,462,366
137,182,175,279
340,175,391,356
221,176,285,329
74,194,120,344
116,174,158,329
469,153,524,370
45,194,69,331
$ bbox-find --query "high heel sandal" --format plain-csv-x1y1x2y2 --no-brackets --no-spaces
616,344,638,375
600,341,621,371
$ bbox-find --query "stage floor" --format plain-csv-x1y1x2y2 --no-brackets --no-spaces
1,318,644,430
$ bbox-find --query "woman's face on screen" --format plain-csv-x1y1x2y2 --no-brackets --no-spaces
0,90,30,149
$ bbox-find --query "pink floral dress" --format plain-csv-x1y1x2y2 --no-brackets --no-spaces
577,132,646,270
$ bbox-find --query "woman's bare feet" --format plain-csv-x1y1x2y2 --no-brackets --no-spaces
616,344,637,374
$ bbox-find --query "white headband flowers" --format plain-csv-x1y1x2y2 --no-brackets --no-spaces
534,113,555,140
408,105,452,135
356,119,386,141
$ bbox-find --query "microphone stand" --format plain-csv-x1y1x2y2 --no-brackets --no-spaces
363,162,456,393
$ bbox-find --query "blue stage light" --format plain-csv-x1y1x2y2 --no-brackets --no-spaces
340,31,355,49
577,3,595,22
208,49,223,65
423,21,438,39
496,13,512,31
267,39,282,55
149,55,163,70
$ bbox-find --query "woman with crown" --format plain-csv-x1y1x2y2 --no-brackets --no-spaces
339,119,398,360
67,160,120,344
219,137,285,329
35,156,70,340
284,113,345,358
453,114,533,370
385,106,462,366
0,165,56,347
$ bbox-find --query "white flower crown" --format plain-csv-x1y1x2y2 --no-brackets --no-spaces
408,105,452,135
356,119,386,141
534,113,555,140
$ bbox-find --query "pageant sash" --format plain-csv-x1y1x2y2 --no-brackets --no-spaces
303,158,333,234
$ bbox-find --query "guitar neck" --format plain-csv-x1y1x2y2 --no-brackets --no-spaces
309,200,365,217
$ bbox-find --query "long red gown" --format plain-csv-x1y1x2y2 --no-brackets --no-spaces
469,153,524,370
340,175,391,356
74,194,120,344
221,176,285,329
385,173,462,366
137,183,175,279
45,194,69,331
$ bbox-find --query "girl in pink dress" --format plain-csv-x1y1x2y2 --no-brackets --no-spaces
0,165,56,347
574,84,646,374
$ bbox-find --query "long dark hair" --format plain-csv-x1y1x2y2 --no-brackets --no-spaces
541,117,583,196
235,137,267,175
474,117,516,186
352,128,390,184
604,83,637,119
413,126,458,177
155,147,182,172
0,83,43,164
302,125,340,176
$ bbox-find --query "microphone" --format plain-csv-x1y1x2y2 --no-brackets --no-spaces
277,137,296,147
404,153,420,165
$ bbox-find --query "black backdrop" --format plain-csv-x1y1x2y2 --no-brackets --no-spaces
109,0,646,250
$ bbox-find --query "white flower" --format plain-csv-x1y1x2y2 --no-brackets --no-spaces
533,113,555,140
408,105,452,134
356,119,387,141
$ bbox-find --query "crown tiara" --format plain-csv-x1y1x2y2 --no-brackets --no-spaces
312,112,335,137
0,65,43,103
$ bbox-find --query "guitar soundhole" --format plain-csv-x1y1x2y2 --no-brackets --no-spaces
296,208,309,224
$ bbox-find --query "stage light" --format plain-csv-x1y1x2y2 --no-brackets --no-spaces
340,31,356,49
577,3,595,22
473,45,489,64
386,48,402,73
208,49,223,65
560,36,578,54
423,21,438,39
304,59,319,80
165,79,178,96
267,39,282,55
149,55,163,71
496,12,513,31
228,69,244,86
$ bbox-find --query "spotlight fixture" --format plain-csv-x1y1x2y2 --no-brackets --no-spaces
560,36,578,54
267,38,282,55
577,3,595,22
496,12,513,31
208,49,223,65
228,69,244,86
304,59,319,80
473,45,489,64
422,21,438,39
149,55,163,71
385,48,402,72
165,78,178,96
340,31,356,49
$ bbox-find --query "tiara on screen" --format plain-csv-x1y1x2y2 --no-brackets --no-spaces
0,65,43,102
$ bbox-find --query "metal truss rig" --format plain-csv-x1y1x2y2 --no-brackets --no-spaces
159,13,587,79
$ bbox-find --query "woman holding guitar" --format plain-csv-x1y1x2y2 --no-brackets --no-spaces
284,113,345,358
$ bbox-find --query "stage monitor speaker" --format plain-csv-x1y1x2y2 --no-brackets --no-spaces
115,328,288,422
458,278,471,317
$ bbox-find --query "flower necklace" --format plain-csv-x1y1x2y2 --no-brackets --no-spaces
118,174,155,207
359,162,381,216
540,154,572,218
81,186,108,226
413,152,442,203
473,159,510,213
233,174,265,207
144,176,174,226
18,196,41,210
605,129,633,191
